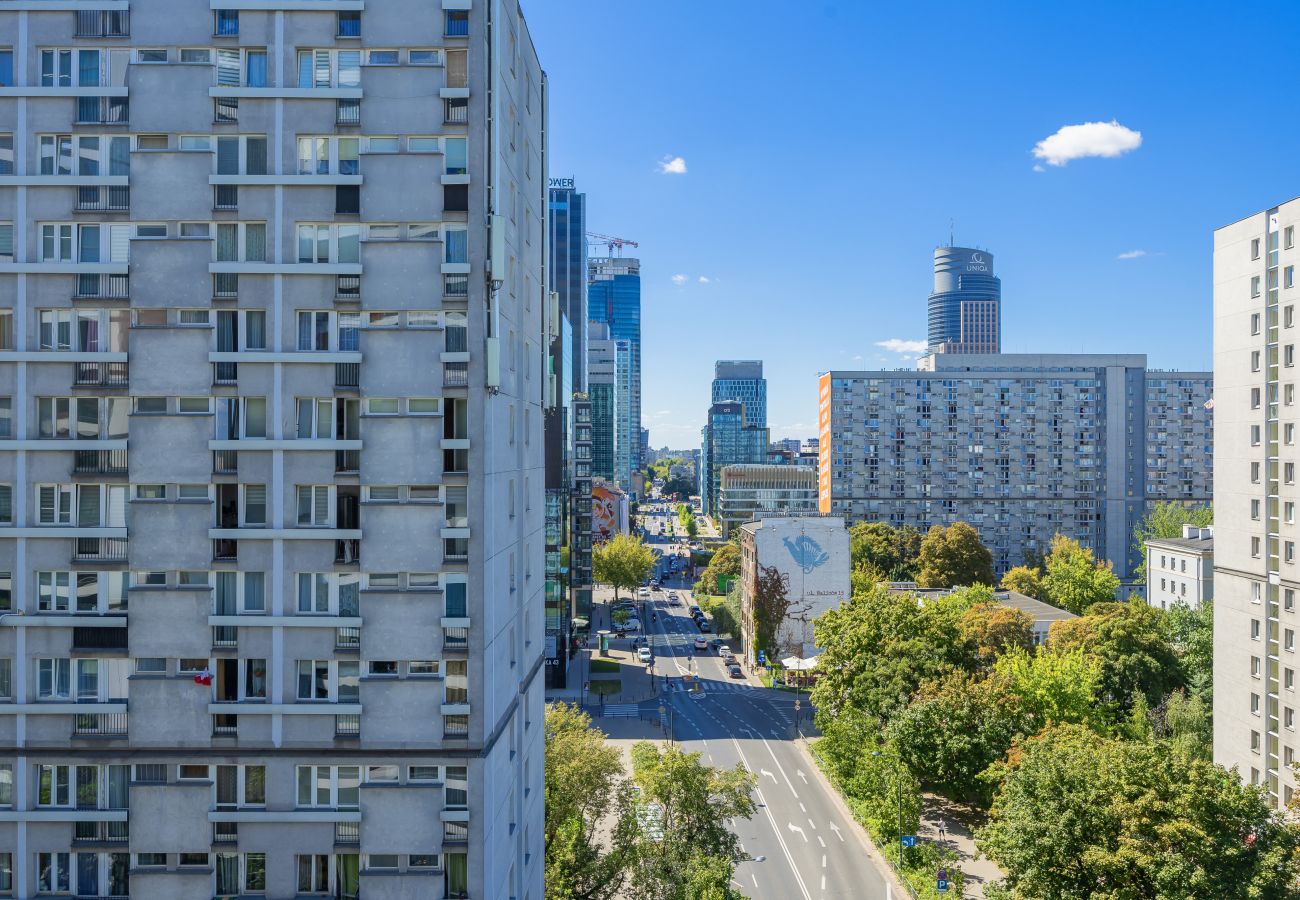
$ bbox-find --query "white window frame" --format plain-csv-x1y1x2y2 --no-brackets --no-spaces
296,224,361,264
296,486,335,527
296,49,361,89
296,135,360,176
295,765,361,809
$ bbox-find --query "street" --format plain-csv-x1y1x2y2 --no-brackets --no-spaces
636,502,895,900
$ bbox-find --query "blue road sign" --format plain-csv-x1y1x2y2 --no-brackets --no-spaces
900,835,917,848
937,880,949,893
757,651,767,664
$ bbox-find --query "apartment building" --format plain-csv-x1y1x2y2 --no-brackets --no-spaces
717,464,817,538
1145,525,1213,610
819,353,1213,579
1214,198,1300,809
0,1,546,897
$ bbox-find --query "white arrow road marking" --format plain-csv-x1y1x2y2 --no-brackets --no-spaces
788,822,808,842
829,822,844,842
761,769,778,783
797,770,809,784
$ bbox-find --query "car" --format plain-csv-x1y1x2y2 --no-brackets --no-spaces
667,597,681,607
689,605,701,615
709,639,723,650
728,664,743,678
637,647,653,663
623,618,641,632
637,587,650,598
693,637,708,652
697,621,712,633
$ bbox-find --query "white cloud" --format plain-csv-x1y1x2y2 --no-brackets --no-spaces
670,273,688,286
697,275,712,284
852,354,864,361
1032,120,1142,167
657,156,687,175
1117,249,1147,260
1032,164,1046,173
875,338,928,354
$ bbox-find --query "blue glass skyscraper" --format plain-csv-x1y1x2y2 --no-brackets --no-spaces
927,246,1002,354
712,360,767,428
548,180,588,390
589,257,641,490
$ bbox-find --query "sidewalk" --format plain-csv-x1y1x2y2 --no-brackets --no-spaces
545,590,667,709
919,794,1003,898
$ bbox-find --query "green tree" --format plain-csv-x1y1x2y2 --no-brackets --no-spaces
850,522,903,577
1041,533,1120,614
998,565,1043,599
958,602,1035,671
978,724,1300,900
888,672,1030,805
699,543,741,595
751,564,790,658
1049,600,1183,711
916,522,994,588
1132,500,1213,584
686,517,699,539
1155,688,1213,761
625,742,757,900
992,645,1102,730
544,703,638,900
1166,599,1214,699
592,533,657,603
813,717,922,846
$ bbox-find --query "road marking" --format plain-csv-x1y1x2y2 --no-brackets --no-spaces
751,873,758,888
797,770,809,784
817,835,825,848
821,874,826,891
788,822,807,842
821,855,826,868
739,759,813,900
761,769,778,783
799,802,806,813
828,822,844,842
808,818,817,830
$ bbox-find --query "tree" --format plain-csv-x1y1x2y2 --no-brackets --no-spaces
625,741,757,900
813,715,922,846
992,645,1102,730
978,724,1300,900
888,672,1030,805
998,565,1043,599
699,543,741,595
1041,533,1119,614
1049,600,1183,712
915,522,994,588
686,517,699,539
1166,599,1214,699
592,533,657,602
1132,500,1213,584
751,564,790,658
1154,689,1213,761
958,602,1035,671
544,703,638,900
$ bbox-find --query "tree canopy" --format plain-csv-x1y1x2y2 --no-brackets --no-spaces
1041,533,1120,614
1049,599,1183,711
915,522,994,588
592,533,657,602
998,565,1043,599
1131,501,1213,584
698,542,740,595
849,521,923,582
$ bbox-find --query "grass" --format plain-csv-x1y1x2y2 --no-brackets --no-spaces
588,679,622,696
588,658,621,674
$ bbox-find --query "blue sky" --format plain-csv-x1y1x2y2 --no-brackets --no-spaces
527,0,1300,446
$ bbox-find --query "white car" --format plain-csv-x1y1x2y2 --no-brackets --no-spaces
637,647,653,663
621,619,641,632
637,587,650,598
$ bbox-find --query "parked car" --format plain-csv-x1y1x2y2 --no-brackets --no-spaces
668,592,679,602
727,664,743,678
637,646,653,663
689,605,701,615
709,639,723,651
637,587,650,598
697,621,712,633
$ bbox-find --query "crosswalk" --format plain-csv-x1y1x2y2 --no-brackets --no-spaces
668,679,765,694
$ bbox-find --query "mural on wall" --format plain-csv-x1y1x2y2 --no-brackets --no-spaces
592,485,620,541
753,519,850,659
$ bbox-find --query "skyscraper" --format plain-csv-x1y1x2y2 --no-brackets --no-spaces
587,322,618,482
927,246,1002,354
589,257,641,490
700,402,770,519
1213,199,1300,808
548,179,588,391
0,2,544,896
712,360,767,428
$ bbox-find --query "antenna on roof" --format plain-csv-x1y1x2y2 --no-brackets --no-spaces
950,219,954,247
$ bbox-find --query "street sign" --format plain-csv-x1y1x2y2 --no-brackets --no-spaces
900,835,916,848
938,869,948,881
758,651,767,664
794,700,801,712
937,879,949,892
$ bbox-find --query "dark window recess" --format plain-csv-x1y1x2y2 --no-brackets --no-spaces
443,184,468,212
214,10,239,35
335,185,360,215
445,10,469,36
337,11,361,37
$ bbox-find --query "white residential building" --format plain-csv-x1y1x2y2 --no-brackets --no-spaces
1145,525,1213,610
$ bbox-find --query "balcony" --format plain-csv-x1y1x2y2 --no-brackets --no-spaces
214,184,238,210
74,449,129,475
73,819,129,845
335,821,359,845
76,9,130,37
214,822,238,844
443,362,468,388
76,97,129,126
214,361,238,386
443,821,469,844
213,714,238,736
73,711,128,738
444,98,468,125
213,273,239,298
335,713,360,736
213,449,239,474
335,363,360,389
212,625,238,649
443,626,469,653
74,362,129,389
335,449,359,474
336,99,361,126
75,186,130,212
336,274,360,299
72,626,128,653
213,538,238,561
74,273,129,301
73,537,128,563
214,97,238,124
335,626,360,650
335,539,360,565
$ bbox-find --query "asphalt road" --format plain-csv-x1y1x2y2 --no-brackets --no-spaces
636,503,894,900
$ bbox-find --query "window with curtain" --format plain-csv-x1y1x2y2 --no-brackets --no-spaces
78,50,100,87
244,223,266,262
215,854,240,895
446,853,468,897
246,50,267,87
108,136,130,175
445,229,467,264
243,572,265,611
245,311,266,349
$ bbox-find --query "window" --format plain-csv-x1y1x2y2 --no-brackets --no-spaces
1288,424,1296,445
135,48,167,63
1289,668,1296,690
1287,628,1296,652
0,135,13,175
135,658,165,674
366,398,399,416
297,224,360,264
40,133,132,176
1252,693,1261,715
410,50,441,65
368,660,397,676
365,50,398,66
215,764,265,809
296,765,360,809
37,852,70,893
215,853,265,894
297,50,361,88
0,51,12,87
1289,589,1296,612
1253,238,1262,259
1252,730,1261,752
215,222,267,262
1252,656,1262,677
297,136,359,176
409,765,439,782
1252,350,1262,372
296,486,334,526
410,660,439,676
295,572,360,616
1253,619,1263,641
1252,387,1261,409
1252,461,1261,484
216,134,268,175
1252,312,1261,335
1251,424,1261,445
1252,536,1262,558
1289,345,1296,368
1288,708,1295,730
214,9,239,35
338,10,361,37
297,660,357,702
1252,499,1261,520
1287,266,1296,289
1288,462,1296,484
368,854,399,870
0,225,12,264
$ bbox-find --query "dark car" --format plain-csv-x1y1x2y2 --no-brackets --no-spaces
709,639,723,651
697,621,712,633
728,664,743,679
689,605,701,615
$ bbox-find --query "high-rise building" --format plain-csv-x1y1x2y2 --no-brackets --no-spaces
0,2,545,897
927,246,1002,354
587,322,617,482
718,464,819,537
548,179,587,391
819,354,1212,579
1213,199,1300,808
712,360,767,427
613,336,633,488
544,300,574,685
700,402,769,519
589,257,640,491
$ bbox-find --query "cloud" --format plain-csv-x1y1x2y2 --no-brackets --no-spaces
852,354,864,361
1032,120,1142,167
657,156,687,175
697,276,712,284
1117,249,1147,260
670,273,688,286
1032,164,1046,173
875,338,928,354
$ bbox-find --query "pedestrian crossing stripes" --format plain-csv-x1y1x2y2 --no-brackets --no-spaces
669,680,764,694
599,703,641,717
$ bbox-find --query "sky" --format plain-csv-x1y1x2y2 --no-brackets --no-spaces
526,0,1300,447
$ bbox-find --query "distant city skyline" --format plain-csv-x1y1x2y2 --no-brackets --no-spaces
526,1,1300,445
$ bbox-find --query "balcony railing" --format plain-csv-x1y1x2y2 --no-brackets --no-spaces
214,97,238,124
335,363,360,388
73,537,128,563
336,99,361,125
213,714,238,736
214,361,238,385
73,712,128,737
212,625,238,648
75,186,130,212
444,99,468,125
335,449,359,474
213,450,238,474
336,274,360,299
72,626,128,652
443,821,469,844
335,626,360,649
74,361,129,388
445,11,469,37
335,821,360,845
76,9,130,37
444,274,469,299
74,449,128,475
443,627,469,652
76,97,129,126
75,273,129,300
213,822,238,843
214,273,239,298
213,538,238,561
335,539,359,565
214,184,238,210
335,714,360,736
73,820,129,844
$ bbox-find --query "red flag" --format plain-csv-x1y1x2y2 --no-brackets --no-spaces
194,670,213,686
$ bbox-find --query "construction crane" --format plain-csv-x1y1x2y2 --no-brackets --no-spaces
585,231,639,257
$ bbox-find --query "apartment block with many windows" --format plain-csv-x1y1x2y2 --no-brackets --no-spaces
1214,199,1300,809
0,0,546,897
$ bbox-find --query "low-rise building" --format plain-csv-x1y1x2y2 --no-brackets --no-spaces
884,584,1076,644
719,465,819,538
739,517,850,666
1145,525,1214,610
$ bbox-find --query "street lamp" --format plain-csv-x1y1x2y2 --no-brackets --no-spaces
659,703,674,746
